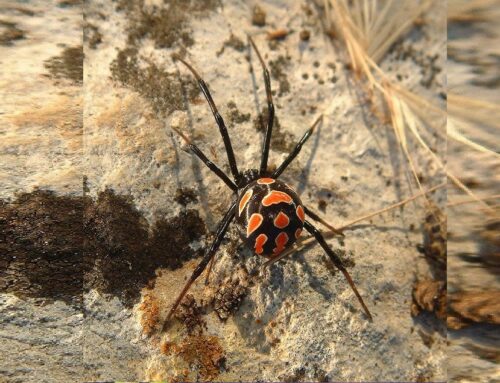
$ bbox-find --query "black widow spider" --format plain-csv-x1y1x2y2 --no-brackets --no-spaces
166,36,372,322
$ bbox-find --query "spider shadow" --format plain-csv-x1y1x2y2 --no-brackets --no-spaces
232,241,343,354
296,119,322,196
245,40,268,175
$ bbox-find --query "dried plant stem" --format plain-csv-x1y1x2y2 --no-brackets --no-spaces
264,182,445,267
337,182,446,230
323,0,497,209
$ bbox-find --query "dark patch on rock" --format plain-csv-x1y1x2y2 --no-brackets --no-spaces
109,1,223,117
317,199,327,212
0,20,25,46
299,29,311,41
254,106,296,153
86,190,206,306
391,42,442,89
422,202,446,280
216,33,246,56
447,290,500,330
174,294,206,334
174,187,198,206
0,190,86,307
84,22,102,49
148,209,206,271
44,46,83,84
269,55,291,95
110,47,199,117
213,276,248,320
1,6,35,17
321,248,355,276
116,0,221,49
477,218,500,273
58,0,82,7
411,279,447,321
227,101,251,124
0,189,206,308
280,367,306,382
251,5,266,27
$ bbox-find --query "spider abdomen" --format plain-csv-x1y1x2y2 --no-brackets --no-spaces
235,178,304,256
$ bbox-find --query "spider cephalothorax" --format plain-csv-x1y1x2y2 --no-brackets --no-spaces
236,177,304,257
165,36,372,324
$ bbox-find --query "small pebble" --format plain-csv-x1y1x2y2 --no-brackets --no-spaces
299,29,310,41
252,5,266,26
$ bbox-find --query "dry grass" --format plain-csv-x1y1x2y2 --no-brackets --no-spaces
321,0,497,212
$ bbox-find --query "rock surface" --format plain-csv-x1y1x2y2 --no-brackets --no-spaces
447,1,500,381
0,0,451,381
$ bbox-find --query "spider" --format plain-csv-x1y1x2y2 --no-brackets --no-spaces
166,36,372,322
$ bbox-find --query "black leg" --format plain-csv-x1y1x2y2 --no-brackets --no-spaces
204,253,216,285
272,115,322,178
303,220,373,320
304,206,344,236
175,56,240,181
248,36,275,176
164,202,237,324
171,126,237,191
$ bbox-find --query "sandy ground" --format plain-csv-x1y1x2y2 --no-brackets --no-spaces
0,0,495,382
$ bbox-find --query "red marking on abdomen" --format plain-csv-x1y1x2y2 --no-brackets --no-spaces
296,205,305,222
239,189,253,216
295,228,302,239
247,213,263,237
273,211,290,229
262,190,293,207
257,178,275,185
254,233,268,255
273,232,289,255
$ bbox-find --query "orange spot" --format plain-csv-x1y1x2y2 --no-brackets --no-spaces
273,232,289,255
273,211,290,229
295,228,302,239
254,234,268,255
296,205,305,222
262,191,293,207
238,189,253,216
247,213,263,237
257,178,275,185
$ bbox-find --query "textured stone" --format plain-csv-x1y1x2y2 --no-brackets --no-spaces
0,1,451,381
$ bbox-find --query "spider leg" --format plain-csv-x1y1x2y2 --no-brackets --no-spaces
304,206,344,236
204,252,217,285
303,220,373,320
171,126,237,191
248,36,275,176
272,115,322,178
164,202,237,326
174,56,240,181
